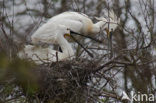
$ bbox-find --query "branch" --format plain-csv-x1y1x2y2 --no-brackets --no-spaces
70,34,94,58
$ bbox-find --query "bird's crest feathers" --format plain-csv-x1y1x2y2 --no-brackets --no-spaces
95,10,120,25
95,17,107,22
108,10,120,24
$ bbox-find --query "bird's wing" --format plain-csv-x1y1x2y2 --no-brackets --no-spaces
31,32,58,45
59,11,89,18
50,11,91,24
54,19,83,34
31,22,58,44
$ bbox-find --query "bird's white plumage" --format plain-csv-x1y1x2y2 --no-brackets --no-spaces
19,25,74,64
19,11,119,64
48,12,92,34
31,12,100,44
31,11,119,45
95,10,119,31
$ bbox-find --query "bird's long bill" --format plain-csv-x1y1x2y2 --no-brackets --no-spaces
69,34,94,58
70,30,102,43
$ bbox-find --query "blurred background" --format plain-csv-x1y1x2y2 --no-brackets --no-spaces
0,0,156,103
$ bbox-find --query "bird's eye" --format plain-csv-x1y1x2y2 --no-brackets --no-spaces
67,28,69,30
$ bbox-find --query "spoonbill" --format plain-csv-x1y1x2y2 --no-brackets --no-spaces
18,25,74,64
31,11,119,44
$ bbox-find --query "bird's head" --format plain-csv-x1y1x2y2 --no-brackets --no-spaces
58,25,71,38
96,10,120,37
63,29,80,42
60,25,80,40
104,28,110,36
104,22,118,37
103,20,119,37
64,30,71,38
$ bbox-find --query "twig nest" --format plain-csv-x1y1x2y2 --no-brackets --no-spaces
33,59,95,103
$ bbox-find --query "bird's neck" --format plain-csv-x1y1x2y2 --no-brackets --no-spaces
92,21,106,33
57,35,74,59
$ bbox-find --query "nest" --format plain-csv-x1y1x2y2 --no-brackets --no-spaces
28,59,96,103
0,37,99,103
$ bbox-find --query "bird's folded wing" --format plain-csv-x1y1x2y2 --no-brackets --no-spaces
55,19,83,34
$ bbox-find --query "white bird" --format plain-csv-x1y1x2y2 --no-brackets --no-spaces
31,11,119,44
95,10,119,37
18,25,74,64
19,11,119,64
